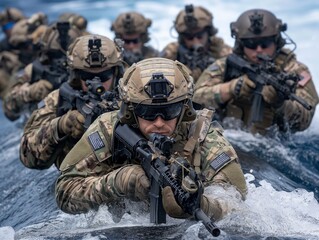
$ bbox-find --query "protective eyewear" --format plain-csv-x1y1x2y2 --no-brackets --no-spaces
2,21,14,32
183,29,207,41
242,37,275,50
78,69,114,82
123,38,140,44
134,101,184,121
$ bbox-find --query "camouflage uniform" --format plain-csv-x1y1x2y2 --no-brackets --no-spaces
194,51,318,134
161,36,232,81
20,89,77,169
20,34,125,170
55,58,247,222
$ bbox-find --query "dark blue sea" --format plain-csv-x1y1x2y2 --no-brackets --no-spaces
0,1,318,239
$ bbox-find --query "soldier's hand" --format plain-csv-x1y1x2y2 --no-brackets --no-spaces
28,80,53,102
115,165,150,201
162,186,190,219
229,75,256,98
58,110,85,139
262,85,285,108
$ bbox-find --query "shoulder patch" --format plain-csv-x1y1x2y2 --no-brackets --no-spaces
37,100,45,109
210,152,231,171
207,64,219,72
298,71,311,87
88,131,105,151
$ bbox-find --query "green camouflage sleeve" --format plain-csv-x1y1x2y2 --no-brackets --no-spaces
276,61,319,132
20,90,70,169
55,111,126,214
193,58,227,109
3,64,32,121
198,121,247,220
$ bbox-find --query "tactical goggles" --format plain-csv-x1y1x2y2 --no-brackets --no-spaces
183,29,207,41
78,69,114,82
123,38,140,44
242,37,275,50
2,21,14,32
134,101,184,121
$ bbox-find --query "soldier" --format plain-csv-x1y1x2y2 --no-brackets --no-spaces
20,34,125,170
3,20,83,121
110,11,159,66
0,7,25,51
160,4,232,82
58,12,89,34
193,9,319,134
0,12,47,99
55,57,247,223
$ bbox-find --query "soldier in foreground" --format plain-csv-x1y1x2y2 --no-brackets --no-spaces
55,58,247,227
160,4,232,82
20,34,125,170
3,20,83,121
111,11,159,65
193,9,319,134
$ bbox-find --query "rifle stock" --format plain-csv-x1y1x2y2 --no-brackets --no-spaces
113,123,220,237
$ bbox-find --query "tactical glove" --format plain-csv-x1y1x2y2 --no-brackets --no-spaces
162,186,190,219
27,80,53,102
262,85,285,108
114,165,150,201
58,110,85,139
229,75,256,98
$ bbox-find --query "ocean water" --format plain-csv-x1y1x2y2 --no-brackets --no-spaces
0,0,318,239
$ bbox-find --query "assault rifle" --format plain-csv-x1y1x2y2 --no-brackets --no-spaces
224,53,312,123
30,57,69,89
113,123,221,237
178,44,215,71
57,76,119,129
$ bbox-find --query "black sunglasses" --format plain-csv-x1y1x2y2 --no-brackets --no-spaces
77,69,114,82
123,38,140,44
183,29,207,41
242,37,275,50
134,102,184,121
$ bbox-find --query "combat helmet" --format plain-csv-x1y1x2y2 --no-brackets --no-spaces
111,12,152,43
9,12,48,48
118,57,196,127
67,34,125,89
0,7,25,32
58,13,88,32
231,9,287,53
174,4,218,37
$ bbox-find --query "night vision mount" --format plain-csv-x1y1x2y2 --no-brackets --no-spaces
85,38,106,67
184,4,197,29
144,73,174,103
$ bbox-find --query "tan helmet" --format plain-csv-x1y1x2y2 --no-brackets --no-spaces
174,4,217,36
40,21,83,53
118,57,196,125
0,7,25,26
110,11,152,43
9,12,48,47
67,34,125,88
58,13,88,31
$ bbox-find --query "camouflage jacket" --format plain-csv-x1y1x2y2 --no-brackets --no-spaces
20,89,78,170
56,109,247,219
160,36,232,82
193,49,319,134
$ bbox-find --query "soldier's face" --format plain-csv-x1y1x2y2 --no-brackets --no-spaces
137,116,177,137
242,37,276,63
182,29,209,49
122,33,143,53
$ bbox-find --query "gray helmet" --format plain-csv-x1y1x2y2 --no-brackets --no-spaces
231,9,287,53
174,4,217,36
118,57,196,126
110,11,152,43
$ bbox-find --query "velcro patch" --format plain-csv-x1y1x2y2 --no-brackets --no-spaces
210,152,231,171
88,131,105,151
298,71,311,87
